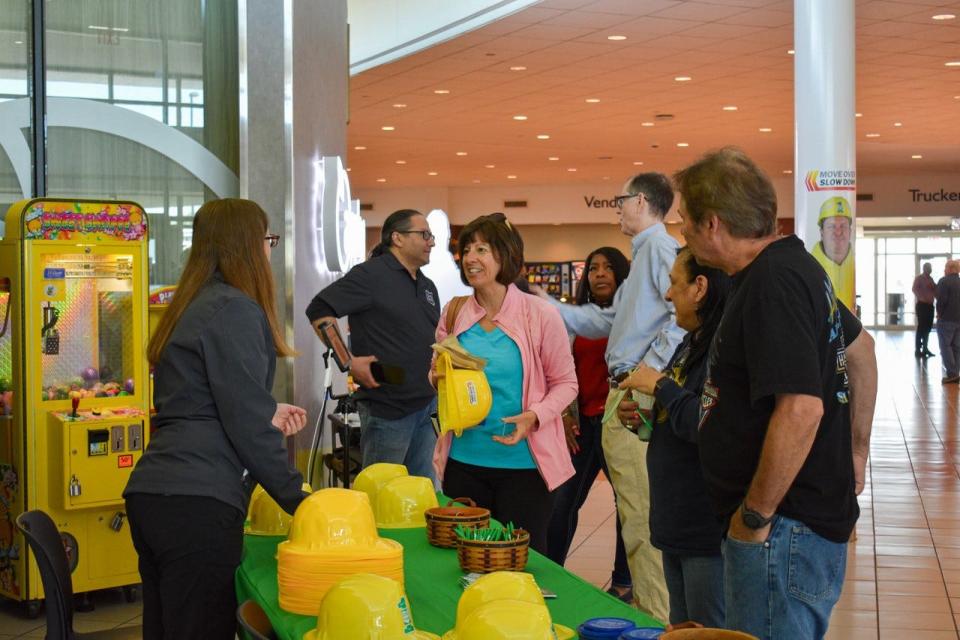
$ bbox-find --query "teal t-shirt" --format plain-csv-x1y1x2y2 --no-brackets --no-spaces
449,324,536,469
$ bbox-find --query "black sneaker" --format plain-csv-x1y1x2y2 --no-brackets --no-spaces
941,376,959,384
606,585,633,603
924,350,936,358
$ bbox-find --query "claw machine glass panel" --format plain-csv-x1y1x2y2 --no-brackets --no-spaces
0,199,150,605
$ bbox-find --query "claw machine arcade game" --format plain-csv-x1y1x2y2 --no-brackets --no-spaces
0,198,150,613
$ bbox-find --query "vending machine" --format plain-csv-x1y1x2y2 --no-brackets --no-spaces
525,261,575,301
0,198,150,612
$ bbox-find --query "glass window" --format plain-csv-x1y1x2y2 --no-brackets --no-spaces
917,237,951,254
885,238,915,254
855,238,875,325
0,2,30,218
43,0,239,287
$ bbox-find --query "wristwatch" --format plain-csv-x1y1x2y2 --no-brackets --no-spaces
653,375,670,397
740,503,773,530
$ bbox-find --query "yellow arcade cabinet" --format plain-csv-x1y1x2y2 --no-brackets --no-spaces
0,198,150,612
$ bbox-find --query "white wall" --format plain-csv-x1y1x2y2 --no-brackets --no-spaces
348,0,539,74
356,172,960,227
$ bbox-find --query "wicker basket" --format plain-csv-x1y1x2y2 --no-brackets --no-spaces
456,529,529,573
424,497,491,548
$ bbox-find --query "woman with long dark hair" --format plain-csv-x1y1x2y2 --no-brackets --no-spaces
545,247,635,602
617,246,732,627
124,199,307,640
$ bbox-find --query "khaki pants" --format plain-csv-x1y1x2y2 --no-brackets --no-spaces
601,388,670,622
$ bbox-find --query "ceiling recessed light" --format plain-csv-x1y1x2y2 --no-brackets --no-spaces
473,179,481,183
509,66,527,71
548,156,559,161
392,103,407,108
381,126,395,131
567,168,577,172
585,98,601,103
912,154,923,159
676,142,689,147
787,49,795,55
855,112,862,118
907,216,914,220
633,161,644,166
353,145,366,150
513,115,528,121
722,105,738,111
758,127,772,132
603,176,610,180
376,178,387,182
427,171,438,176
607,35,627,41
346,168,351,172
484,164,495,169
641,122,654,127
932,14,956,20
783,169,793,174
14,40,23,44
865,133,880,138
434,89,450,94
536,134,550,140
946,61,960,67
395,160,406,164
507,175,517,179
455,151,468,156
674,76,692,82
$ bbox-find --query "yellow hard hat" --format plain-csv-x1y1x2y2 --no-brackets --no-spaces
353,463,409,509
246,483,313,536
375,476,439,529
443,572,575,640
436,353,492,437
446,600,558,640
285,488,379,551
818,196,853,224
303,574,440,640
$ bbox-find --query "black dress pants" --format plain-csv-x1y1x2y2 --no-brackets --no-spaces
126,494,244,640
442,458,556,554
917,302,934,353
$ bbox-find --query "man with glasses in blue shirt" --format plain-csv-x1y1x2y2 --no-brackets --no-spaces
306,209,441,480
535,173,684,621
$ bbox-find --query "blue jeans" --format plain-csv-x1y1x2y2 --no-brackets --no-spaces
545,414,632,588
937,320,960,377
357,399,437,481
722,515,846,640
661,552,724,627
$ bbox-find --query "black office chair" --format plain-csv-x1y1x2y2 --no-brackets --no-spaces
237,599,278,640
15,510,142,640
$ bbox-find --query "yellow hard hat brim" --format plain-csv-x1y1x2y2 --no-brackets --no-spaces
243,527,287,537
443,623,572,640
306,626,439,640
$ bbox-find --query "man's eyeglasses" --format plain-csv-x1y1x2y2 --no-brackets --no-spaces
614,193,644,209
397,230,435,242
264,234,280,248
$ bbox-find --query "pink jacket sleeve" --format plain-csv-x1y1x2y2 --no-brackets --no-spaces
527,303,579,429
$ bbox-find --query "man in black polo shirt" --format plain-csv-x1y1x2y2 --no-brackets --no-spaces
673,148,862,639
306,209,440,479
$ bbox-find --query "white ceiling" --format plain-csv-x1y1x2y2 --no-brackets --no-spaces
345,0,960,189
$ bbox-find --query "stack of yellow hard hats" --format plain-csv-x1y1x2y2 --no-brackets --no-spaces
245,483,313,536
436,352,492,436
303,573,440,640
443,572,575,640
354,463,439,528
277,488,404,615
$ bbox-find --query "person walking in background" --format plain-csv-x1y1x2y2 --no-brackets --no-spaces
936,260,960,384
124,199,308,639
913,262,937,358
431,213,578,554
616,247,731,627
533,172,684,622
305,209,441,479
546,246,634,603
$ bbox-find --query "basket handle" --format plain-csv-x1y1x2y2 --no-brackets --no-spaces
447,497,477,508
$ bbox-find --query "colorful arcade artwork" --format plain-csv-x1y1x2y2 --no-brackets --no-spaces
23,201,147,242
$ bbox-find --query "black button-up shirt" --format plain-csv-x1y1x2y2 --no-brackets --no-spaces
306,251,440,419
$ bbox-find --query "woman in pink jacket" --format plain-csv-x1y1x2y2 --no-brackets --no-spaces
432,213,578,553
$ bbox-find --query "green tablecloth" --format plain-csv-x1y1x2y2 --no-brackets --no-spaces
236,525,662,639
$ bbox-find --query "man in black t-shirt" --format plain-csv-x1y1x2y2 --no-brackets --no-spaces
673,148,871,639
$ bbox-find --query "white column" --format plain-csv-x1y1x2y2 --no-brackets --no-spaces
795,0,857,309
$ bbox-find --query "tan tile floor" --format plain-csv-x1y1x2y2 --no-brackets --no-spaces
1,330,957,638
